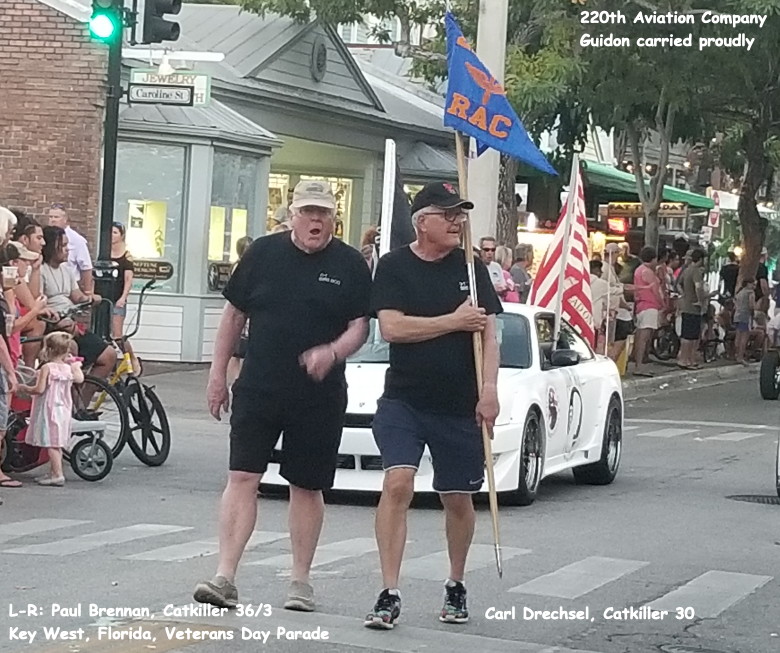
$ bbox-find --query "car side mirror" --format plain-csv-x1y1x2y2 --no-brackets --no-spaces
550,349,580,367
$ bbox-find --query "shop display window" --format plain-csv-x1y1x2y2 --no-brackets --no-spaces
209,151,259,268
115,142,186,292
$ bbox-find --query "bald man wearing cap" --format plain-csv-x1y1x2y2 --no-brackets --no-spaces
195,180,372,613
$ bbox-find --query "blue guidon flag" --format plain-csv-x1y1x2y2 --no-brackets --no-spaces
443,12,557,176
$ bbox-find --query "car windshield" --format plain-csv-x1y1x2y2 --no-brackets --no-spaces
348,313,532,369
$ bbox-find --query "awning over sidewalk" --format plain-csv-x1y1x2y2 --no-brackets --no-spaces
582,160,714,210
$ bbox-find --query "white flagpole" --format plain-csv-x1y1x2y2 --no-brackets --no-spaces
604,248,613,357
378,139,396,257
552,153,580,344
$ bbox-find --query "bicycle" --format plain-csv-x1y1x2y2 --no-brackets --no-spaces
88,279,171,466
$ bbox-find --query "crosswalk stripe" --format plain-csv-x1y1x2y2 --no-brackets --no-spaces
637,428,696,438
625,418,775,431
0,519,92,544
623,425,639,431
3,524,192,556
402,544,531,581
508,556,648,599
645,570,772,618
123,530,288,562
705,432,763,442
246,537,377,568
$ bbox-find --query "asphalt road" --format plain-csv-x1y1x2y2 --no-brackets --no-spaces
1,369,778,653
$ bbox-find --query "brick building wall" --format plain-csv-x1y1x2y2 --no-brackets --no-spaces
0,0,107,248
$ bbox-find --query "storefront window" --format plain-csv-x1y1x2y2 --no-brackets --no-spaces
209,151,259,265
115,142,186,292
267,173,292,232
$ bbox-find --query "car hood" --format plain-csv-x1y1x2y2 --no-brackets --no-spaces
345,363,529,426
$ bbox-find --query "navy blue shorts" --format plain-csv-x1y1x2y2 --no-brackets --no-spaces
372,397,484,493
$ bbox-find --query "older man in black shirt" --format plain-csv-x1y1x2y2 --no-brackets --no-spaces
195,180,371,613
364,182,501,630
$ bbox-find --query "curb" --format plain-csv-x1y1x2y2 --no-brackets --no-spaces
622,363,758,401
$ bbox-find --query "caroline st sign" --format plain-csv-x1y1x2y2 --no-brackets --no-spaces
129,70,211,106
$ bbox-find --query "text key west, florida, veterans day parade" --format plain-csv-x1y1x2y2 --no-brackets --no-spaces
2,0,780,652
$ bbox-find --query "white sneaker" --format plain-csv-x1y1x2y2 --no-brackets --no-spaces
36,476,65,487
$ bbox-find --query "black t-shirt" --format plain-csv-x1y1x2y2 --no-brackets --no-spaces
109,252,134,303
720,262,739,297
370,246,502,416
223,233,372,395
756,262,769,299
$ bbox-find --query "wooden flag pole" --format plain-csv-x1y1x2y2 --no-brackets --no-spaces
455,131,503,579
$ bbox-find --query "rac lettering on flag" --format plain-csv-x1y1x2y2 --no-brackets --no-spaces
446,92,512,139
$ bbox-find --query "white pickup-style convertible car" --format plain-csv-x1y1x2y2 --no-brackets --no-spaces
263,303,623,505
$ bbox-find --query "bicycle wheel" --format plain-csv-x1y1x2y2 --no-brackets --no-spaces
72,375,129,459
125,382,171,466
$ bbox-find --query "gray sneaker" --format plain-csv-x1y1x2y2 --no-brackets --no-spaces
193,575,238,608
284,580,315,612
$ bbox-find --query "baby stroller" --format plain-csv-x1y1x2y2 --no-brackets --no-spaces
0,365,112,481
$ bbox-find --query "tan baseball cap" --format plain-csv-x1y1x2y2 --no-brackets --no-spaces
290,180,336,210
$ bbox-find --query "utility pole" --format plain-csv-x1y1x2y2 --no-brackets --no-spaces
99,27,122,261
467,0,509,240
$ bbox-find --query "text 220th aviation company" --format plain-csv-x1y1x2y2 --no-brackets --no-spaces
579,10,768,51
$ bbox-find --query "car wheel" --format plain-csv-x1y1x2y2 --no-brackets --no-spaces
501,409,545,506
573,396,622,485
759,351,780,400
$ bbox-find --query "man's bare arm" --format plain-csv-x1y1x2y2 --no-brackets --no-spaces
480,315,500,391
80,269,94,295
378,299,486,344
209,304,246,384
331,317,369,362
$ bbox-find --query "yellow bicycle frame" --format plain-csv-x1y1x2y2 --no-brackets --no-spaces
90,351,134,411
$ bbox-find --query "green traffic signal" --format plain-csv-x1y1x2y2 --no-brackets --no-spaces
89,13,118,40
89,0,121,43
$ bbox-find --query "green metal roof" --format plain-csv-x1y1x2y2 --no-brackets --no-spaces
581,160,714,210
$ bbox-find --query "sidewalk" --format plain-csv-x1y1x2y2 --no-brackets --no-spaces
621,357,758,401
142,357,757,408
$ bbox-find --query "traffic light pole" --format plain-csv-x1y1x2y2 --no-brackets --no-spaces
98,27,122,262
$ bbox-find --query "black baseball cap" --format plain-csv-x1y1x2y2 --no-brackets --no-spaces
410,182,474,215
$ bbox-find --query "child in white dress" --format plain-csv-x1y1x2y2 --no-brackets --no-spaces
20,332,84,486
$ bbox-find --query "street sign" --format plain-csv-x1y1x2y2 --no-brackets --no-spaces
708,191,721,228
128,83,193,106
134,259,174,280
607,202,687,220
130,69,211,106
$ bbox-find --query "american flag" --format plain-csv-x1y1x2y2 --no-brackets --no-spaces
528,160,595,345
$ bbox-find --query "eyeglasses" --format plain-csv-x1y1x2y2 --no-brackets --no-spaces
50,203,66,210
481,247,496,252
424,210,468,223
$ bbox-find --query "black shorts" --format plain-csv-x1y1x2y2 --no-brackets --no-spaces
75,332,109,366
372,397,484,493
614,319,634,343
229,385,347,491
681,313,702,340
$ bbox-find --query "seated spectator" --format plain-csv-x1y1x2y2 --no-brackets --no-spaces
10,213,48,366
40,227,115,380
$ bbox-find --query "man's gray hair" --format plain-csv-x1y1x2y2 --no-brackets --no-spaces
411,208,428,228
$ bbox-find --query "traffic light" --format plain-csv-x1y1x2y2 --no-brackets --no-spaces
142,0,181,44
89,0,122,43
